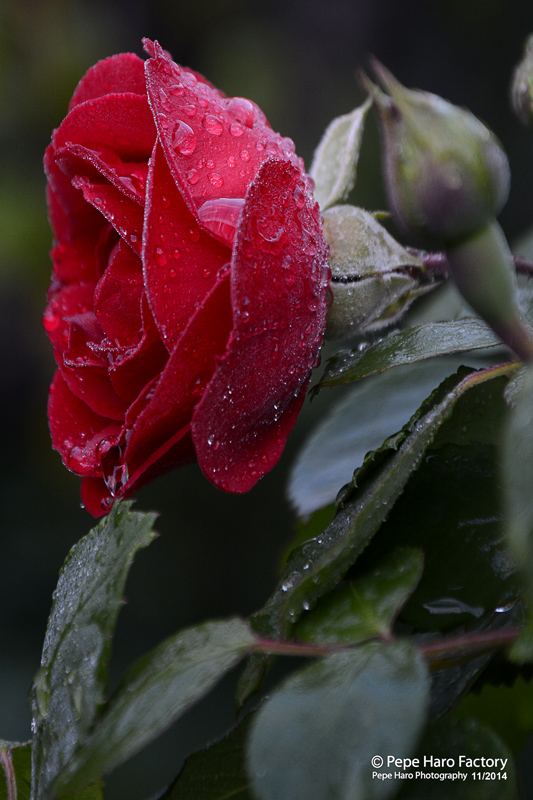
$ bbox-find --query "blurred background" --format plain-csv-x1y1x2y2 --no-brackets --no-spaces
2,0,533,797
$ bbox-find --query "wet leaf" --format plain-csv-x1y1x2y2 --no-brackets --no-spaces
503,364,533,661
241,366,513,704
397,715,517,799
30,501,158,800
296,547,423,644
160,716,254,800
318,318,501,389
504,365,533,590
289,359,466,517
456,675,533,754
246,640,429,800
353,375,522,633
55,618,255,796
310,100,371,210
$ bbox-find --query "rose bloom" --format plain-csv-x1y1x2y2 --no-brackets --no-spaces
43,39,330,516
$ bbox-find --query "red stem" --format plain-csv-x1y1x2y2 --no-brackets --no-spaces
0,750,16,800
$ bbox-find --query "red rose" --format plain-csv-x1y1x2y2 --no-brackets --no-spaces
43,39,330,516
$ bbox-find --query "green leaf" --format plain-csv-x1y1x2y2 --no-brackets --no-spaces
310,100,371,210
240,364,517,705
504,364,533,590
296,547,423,644
160,716,254,800
353,374,522,633
246,640,429,800
455,676,533,754
30,501,158,800
289,359,466,517
0,743,31,800
318,318,501,389
397,715,517,799
55,618,256,796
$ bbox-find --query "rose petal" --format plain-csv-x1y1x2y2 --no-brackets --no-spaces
71,174,144,256
80,476,111,516
48,369,122,476
144,42,300,214
52,92,156,162
57,142,148,206
46,185,117,288
143,143,231,350
69,52,147,110
93,240,144,344
118,271,233,494
191,158,330,492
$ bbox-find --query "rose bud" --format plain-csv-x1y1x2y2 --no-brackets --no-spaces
322,204,434,340
511,33,533,126
43,39,331,516
363,62,533,362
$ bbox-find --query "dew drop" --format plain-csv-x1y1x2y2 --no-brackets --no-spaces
227,97,256,128
240,149,250,162
182,103,196,117
172,121,197,155
172,248,181,259
198,197,245,246
188,226,200,242
186,168,200,185
158,88,172,113
209,172,224,188
229,122,244,137
161,194,171,209
227,155,236,168
203,114,224,135
155,247,168,266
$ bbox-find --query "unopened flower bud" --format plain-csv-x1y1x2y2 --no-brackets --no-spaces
362,62,533,362
511,34,533,126
362,61,510,247
323,204,434,340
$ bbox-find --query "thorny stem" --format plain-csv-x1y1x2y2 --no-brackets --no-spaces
0,749,17,800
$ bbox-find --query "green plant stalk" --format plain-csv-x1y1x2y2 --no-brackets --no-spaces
446,221,533,362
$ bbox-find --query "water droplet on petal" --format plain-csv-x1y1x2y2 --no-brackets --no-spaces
203,114,224,135
229,122,244,137
161,194,171,209
172,121,197,155
186,168,199,185
240,149,250,162
155,247,168,266
227,97,256,128
198,197,245,246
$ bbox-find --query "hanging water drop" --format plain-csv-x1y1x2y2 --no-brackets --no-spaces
203,114,224,135
172,121,197,155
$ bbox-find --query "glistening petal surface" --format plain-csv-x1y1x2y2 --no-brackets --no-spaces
192,158,330,492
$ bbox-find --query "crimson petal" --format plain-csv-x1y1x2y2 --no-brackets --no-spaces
71,174,144,256
144,41,300,215
191,158,330,492
48,370,122,476
143,143,230,351
117,272,233,497
69,53,147,110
